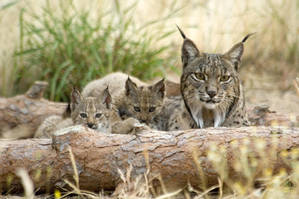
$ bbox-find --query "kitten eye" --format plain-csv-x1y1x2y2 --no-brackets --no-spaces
149,107,156,112
193,73,206,81
134,106,141,112
80,113,87,118
220,75,231,82
95,113,102,118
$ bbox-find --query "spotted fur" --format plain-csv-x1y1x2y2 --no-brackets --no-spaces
35,87,112,138
83,72,165,128
163,27,253,130
70,87,112,132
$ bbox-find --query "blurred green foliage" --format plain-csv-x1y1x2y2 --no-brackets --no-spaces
14,0,179,101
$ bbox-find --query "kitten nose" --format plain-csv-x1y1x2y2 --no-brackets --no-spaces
207,90,217,98
140,119,146,123
87,123,96,129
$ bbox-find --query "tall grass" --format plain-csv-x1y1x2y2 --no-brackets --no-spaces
1,0,298,99
12,0,179,101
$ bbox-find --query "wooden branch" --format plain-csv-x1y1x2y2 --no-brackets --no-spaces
0,126,298,193
0,82,67,138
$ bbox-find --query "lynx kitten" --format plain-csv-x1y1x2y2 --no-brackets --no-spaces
34,87,112,138
82,72,165,128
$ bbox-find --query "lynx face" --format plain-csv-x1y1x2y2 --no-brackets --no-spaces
70,87,112,133
182,54,238,110
178,26,252,128
121,78,165,125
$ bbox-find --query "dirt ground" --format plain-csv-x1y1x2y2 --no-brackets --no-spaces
242,68,299,116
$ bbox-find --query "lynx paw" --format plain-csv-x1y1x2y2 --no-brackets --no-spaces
125,117,151,134
132,122,151,133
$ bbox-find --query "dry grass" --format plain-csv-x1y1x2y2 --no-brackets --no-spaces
0,0,298,198
0,0,298,97
5,138,299,199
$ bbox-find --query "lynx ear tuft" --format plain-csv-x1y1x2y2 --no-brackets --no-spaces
242,33,255,43
152,78,165,99
176,25,186,39
71,87,83,111
177,26,200,68
102,86,112,109
224,33,255,71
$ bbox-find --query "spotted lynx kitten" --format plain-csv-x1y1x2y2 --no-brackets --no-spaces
82,72,165,128
34,87,112,138
160,27,253,130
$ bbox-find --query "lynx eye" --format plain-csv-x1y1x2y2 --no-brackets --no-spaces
95,113,102,118
193,72,206,81
134,106,141,112
80,113,88,118
149,107,156,112
220,75,231,82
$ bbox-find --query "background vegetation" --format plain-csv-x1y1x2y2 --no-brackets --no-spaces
1,0,180,101
0,0,298,102
0,0,298,198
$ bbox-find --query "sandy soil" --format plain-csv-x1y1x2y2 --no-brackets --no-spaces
242,69,299,115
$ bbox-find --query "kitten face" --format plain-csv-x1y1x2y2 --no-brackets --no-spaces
124,78,165,124
70,87,112,133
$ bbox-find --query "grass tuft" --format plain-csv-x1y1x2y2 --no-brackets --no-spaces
12,0,177,101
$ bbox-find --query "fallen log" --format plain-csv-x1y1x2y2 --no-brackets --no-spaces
1,82,298,139
0,126,298,193
0,82,67,138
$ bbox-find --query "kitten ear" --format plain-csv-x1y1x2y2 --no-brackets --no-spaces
71,87,83,111
152,78,165,99
224,33,255,71
102,86,112,109
177,25,199,67
125,77,138,96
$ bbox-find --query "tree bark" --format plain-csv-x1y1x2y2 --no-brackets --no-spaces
0,82,298,193
0,126,298,193
0,82,67,138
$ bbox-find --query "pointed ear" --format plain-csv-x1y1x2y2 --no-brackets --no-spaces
71,87,82,111
125,77,138,96
177,25,200,67
152,78,165,99
224,43,244,71
102,86,112,109
224,33,255,71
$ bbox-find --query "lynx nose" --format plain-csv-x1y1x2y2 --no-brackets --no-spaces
140,119,146,123
87,123,96,129
207,90,217,98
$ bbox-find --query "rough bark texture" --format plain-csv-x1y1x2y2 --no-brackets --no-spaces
0,82,67,138
0,126,298,193
0,81,298,193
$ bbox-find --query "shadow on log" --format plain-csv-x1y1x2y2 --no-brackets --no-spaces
0,126,299,193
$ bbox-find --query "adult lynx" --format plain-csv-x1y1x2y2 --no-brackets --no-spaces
161,27,253,130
